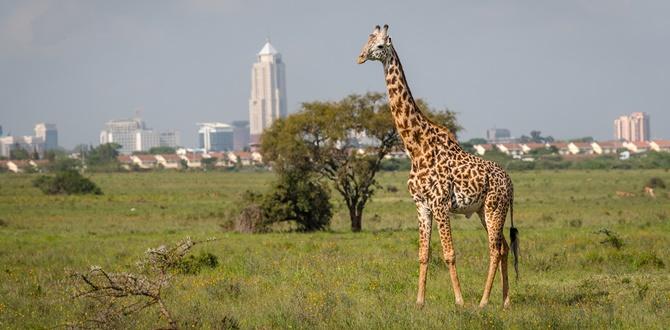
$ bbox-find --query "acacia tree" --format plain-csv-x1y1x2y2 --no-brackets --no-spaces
262,92,460,232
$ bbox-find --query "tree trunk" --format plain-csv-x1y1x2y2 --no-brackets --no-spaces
350,208,362,232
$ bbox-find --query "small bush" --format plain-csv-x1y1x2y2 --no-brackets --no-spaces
32,170,102,195
568,219,583,228
174,252,219,274
597,228,623,249
0,218,8,227
646,177,666,189
386,185,399,193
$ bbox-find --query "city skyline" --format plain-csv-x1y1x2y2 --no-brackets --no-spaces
1,1,669,148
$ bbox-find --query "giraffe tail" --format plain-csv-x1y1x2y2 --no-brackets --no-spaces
509,198,520,280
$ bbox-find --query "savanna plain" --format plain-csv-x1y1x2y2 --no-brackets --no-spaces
0,169,669,329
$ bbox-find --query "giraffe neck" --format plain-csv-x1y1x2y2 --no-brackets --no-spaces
383,46,443,158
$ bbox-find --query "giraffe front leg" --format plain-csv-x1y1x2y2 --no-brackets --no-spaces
433,205,464,306
415,202,432,308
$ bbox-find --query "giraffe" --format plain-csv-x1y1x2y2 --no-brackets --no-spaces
357,24,519,308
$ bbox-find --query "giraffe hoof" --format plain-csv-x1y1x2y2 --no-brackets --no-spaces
478,301,488,309
416,300,425,309
503,299,511,309
455,299,464,307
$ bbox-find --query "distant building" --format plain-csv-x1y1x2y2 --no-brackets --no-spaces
100,118,145,154
0,135,44,158
249,40,287,144
135,130,160,152
232,120,250,151
159,130,180,148
100,117,178,154
34,123,58,151
486,128,512,143
197,122,234,152
614,112,650,142
0,125,3,136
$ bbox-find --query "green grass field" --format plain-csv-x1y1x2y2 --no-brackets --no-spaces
1,170,669,328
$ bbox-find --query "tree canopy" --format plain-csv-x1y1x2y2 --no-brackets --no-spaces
261,92,460,232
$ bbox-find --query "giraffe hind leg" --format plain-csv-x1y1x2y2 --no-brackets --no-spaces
500,236,510,308
479,207,505,308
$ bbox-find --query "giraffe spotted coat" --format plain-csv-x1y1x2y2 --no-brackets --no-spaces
358,24,519,308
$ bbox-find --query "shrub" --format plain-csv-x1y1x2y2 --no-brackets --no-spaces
261,171,332,231
235,203,268,233
32,170,102,195
597,228,623,249
646,177,666,189
236,171,333,232
174,252,219,274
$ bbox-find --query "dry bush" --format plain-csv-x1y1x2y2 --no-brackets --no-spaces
68,237,216,329
235,204,268,233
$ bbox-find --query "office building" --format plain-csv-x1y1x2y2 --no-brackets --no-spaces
486,128,512,143
232,120,250,151
249,40,287,144
197,122,234,152
34,123,58,150
614,112,650,142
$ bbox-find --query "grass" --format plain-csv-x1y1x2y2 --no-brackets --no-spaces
1,169,669,328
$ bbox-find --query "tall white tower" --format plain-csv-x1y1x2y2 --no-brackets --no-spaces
249,40,287,144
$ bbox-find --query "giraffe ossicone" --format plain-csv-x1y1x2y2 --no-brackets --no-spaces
357,24,519,308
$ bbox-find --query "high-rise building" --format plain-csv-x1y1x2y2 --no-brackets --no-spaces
249,40,287,144
614,112,650,142
232,120,250,151
486,128,512,143
197,122,234,152
34,123,58,151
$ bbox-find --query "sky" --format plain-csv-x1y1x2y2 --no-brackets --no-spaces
1,0,669,148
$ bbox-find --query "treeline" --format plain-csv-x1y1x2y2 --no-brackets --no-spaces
379,150,670,171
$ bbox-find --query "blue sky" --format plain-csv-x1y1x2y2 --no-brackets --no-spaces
1,0,668,148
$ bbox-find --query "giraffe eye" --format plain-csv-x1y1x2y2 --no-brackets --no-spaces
377,45,383,49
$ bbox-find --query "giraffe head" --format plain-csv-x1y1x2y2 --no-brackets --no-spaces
357,24,391,64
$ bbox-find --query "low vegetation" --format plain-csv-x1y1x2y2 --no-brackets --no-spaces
1,170,669,328
69,237,218,329
32,170,102,195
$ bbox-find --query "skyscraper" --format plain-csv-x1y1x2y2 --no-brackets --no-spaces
614,112,650,142
34,123,58,151
249,40,287,144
